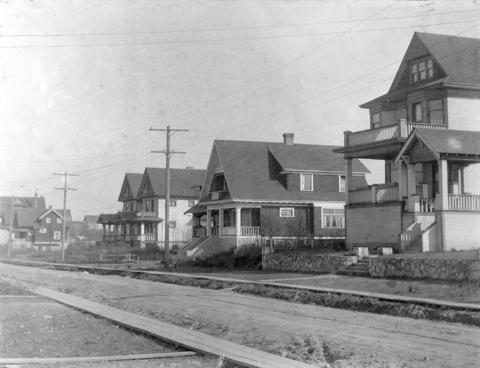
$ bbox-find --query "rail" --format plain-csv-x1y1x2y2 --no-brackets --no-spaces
346,121,446,147
448,194,480,212
241,226,261,236
349,183,399,205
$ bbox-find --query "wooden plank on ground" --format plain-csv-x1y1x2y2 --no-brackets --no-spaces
0,352,196,365
34,286,314,368
6,259,480,311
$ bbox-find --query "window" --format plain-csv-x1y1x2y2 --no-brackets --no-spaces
300,173,313,191
56,218,62,224
411,58,434,83
323,209,345,228
371,112,381,128
223,208,236,227
339,176,345,193
188,200,196,207
412,102,422,122
46,217,51,224
151,199,155,211
428,99,444,125
168,221,176,228
53,231,61,240
279,207,295,217
39,227,47,234
145,200,151,212
169,200,177,207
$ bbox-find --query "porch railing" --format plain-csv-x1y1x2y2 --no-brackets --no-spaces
241,226,260,236
349,183,399,205
448,194,480,212
212,227,219,236
346,120,446,147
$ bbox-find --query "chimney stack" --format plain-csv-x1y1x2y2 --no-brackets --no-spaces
283,133,294,145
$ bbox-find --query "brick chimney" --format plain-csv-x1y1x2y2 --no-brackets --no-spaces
283,133,294,145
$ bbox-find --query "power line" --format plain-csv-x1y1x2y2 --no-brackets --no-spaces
1,18,479,49
2,8,479,38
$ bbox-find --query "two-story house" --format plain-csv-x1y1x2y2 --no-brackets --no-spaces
98,168,205,249
181,134,368,259
335,32,480,254
12,206,71,251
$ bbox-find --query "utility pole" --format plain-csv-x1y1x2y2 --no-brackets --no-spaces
53,172,79,261
7,196,15,258
150,125,188,267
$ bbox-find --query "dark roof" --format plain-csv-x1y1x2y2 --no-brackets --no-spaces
361,32,480,107
416,32,480,88
83,215,99,223
97,211,162,224
0,196,47,225
118,173,143,201
413,128,480,156
212,140,366,202
267,143,368,173
14,208,46,228
53,209,72,222
142,168,205,198
126,173,143,198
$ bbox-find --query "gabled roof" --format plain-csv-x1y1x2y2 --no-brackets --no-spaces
267,142,368,173
138,168,205,199
362,32,480,107
205,139,367,203
83,215,99,223
118,173,143,201
14,208,46,228
396,128,480,162
0,196,47,225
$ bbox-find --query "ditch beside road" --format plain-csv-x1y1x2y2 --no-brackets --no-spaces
1,262,479,368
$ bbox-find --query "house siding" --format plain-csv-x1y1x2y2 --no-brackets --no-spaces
260,205,310,237
346,203,402,248
35,214,64,244
447,89,480,131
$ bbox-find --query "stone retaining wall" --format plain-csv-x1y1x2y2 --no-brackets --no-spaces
262,251,358,273
369,256,480,282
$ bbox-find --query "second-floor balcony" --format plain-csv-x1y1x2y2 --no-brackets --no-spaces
340,120,446,159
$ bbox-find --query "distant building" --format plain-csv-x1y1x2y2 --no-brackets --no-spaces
182,134,368,259
98,168,205,248
335,32,480,253
12,207,71,251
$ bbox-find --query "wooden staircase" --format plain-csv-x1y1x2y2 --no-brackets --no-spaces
337,258,370,277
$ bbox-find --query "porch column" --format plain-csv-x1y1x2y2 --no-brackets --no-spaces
397,161,405,200
140,222,145,235
345,158,353,204
407,164,417,196
219,209,224,237
437,159,449,211
236,207,242,236
206,209,211,236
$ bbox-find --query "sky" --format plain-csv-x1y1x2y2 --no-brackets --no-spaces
1,0,480,220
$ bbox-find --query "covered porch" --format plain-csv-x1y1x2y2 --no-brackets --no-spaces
190,205,261,238
97,212,163,246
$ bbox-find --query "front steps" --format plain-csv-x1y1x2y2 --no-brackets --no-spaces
337,258,370,277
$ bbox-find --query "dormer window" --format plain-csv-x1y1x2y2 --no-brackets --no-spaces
300,173,313,191
371,113,381,128
410,58,433,83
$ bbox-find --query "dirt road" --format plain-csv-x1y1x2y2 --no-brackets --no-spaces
1,263,479,368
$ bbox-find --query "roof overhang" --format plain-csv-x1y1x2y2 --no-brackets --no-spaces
337,139,405,160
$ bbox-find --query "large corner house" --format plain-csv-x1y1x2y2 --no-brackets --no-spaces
181,134,368,259
335,32,480,254
98,167,205,248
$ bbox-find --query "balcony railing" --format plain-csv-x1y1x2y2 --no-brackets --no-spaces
448,194,480,212
349,183,399,205
346,120,446,148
